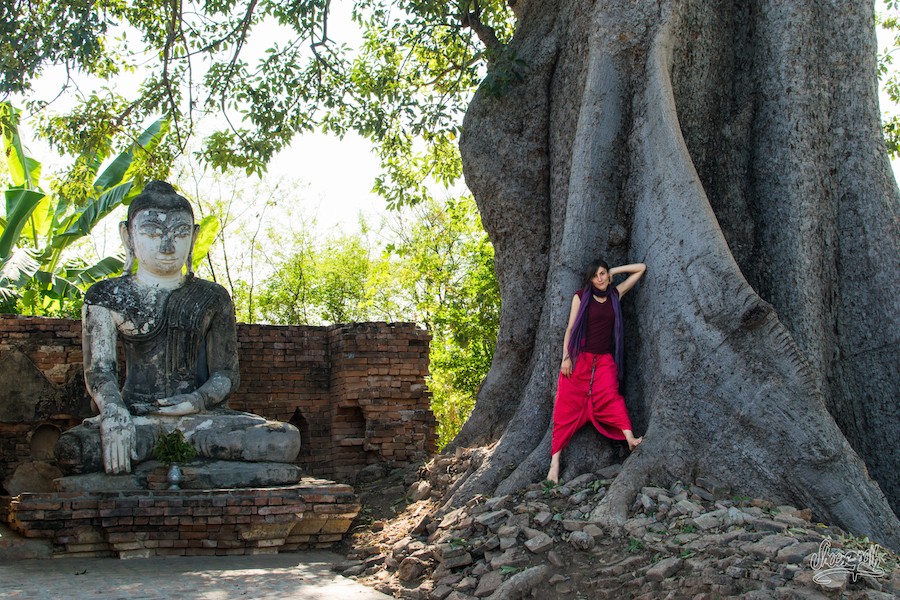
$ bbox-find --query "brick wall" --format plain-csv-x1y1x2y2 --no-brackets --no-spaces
0,315,436,489
8,478,360,557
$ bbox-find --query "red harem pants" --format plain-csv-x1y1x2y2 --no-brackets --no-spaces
551,352,632,455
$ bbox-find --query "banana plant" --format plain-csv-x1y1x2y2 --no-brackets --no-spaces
0,102,218,315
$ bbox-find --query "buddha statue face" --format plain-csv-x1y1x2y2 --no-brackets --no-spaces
118,182,199,281
127,208,196,279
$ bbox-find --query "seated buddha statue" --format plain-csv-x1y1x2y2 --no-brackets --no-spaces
55,181,302,480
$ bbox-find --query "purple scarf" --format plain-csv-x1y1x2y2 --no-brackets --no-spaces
567,284,624,379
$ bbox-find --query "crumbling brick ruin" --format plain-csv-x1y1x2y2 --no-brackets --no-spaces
0,315,437,494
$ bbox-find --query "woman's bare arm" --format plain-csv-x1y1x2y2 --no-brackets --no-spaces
612,263,647,297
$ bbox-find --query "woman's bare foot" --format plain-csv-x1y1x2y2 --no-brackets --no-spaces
546,452,561,483
624,430,643,451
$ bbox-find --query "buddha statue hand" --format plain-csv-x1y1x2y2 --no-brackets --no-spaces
100,402,138,474
153,391,205,416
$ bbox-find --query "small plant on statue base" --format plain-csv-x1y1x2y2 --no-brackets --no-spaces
155,429,197,490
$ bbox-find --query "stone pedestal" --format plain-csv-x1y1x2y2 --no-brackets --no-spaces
55,460,304,492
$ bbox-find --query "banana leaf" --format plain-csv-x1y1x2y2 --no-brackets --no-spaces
23,193,55,247
192,215,221,272
0,188,48,257
67,256,124,285
93,118,168,192
0,102,41,189
52,181,133,245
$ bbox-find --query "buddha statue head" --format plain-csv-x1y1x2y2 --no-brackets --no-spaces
119,181,199,280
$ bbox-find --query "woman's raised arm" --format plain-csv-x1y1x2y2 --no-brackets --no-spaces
611,263,646,297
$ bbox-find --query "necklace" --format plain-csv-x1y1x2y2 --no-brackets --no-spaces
592,295,607,303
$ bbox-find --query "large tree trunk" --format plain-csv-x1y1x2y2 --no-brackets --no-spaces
454,0,900,550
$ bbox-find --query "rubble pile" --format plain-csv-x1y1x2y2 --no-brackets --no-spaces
341,455,899,600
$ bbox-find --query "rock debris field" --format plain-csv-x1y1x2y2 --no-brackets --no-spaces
337,452,899,600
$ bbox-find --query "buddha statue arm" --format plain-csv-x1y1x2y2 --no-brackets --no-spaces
82,302,138,474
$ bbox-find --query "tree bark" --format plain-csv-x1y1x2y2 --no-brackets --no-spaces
455,0,899,551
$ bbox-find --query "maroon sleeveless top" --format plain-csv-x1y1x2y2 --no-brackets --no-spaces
576,289,615,355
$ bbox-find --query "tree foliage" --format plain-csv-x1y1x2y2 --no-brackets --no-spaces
257,229,403,325
386,196,499,447
1,1,515,207
878,0,900,158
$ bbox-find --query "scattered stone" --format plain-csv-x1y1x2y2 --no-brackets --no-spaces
341,563,368,577
624,516,651,537
646,557,683,581
743,535,796,559
484,495,511,511
532,511,553,527
364,554,386,567
456,576,478,591
691,508,727,531
640,486,668,499
408,480,433,502
694,476,730,497
747,517,789,533
446,591,477,600
562,519,586,532
475,510,511,531
439,508,465,530
775,541,822,565
750,498,775,510
672,499,704,517
725,566,747,579
772,513,812,528
489,548,528,570
546,550,566,568
814,569,849,593
442,552,474,570
524,532,553,554
398,557,429,582
430,584,454,600
568,530,595,551
473,569,503,597
724,507,752,526
690,485,715,502
496,525,518,538
498,535,517,550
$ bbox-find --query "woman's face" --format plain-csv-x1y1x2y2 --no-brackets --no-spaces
592,267,611,290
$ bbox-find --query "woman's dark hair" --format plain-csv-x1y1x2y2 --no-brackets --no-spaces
581,258,611,287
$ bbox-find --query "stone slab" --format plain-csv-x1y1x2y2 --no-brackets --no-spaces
55,460,303,492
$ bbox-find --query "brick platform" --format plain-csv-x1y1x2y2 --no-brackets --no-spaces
5,478,359,558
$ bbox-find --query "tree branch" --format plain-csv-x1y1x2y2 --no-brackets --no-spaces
221,0,259,96
459,0,502,56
